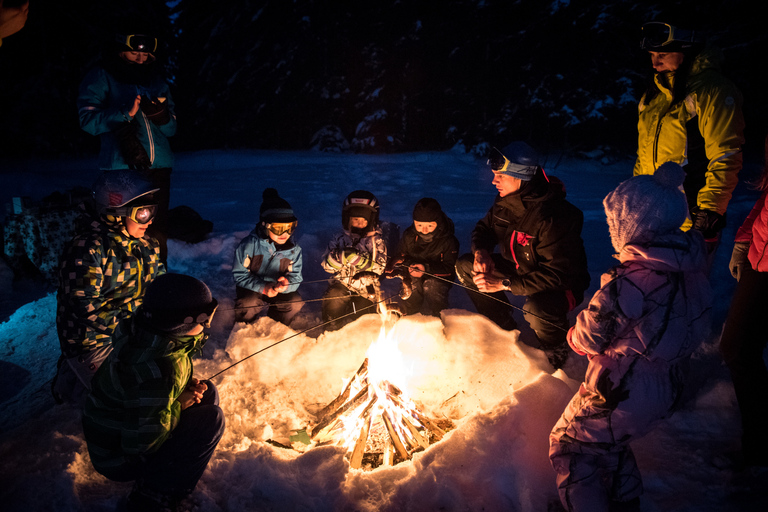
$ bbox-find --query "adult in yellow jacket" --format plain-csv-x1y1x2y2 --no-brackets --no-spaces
635,20,745,257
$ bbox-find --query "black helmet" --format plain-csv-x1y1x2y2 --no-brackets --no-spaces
92,170,159,217
342,190,380,232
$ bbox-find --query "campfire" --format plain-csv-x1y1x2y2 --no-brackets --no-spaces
307,316,452,469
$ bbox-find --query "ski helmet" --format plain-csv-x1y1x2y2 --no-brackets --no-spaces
92,170,159,217
342,190,380,231
488,141,539,181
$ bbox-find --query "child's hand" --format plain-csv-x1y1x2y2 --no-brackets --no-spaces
178,378,207,410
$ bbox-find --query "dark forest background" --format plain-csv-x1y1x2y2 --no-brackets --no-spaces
0,0,765,162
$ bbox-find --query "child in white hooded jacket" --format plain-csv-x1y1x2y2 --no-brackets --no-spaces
549,162,713,512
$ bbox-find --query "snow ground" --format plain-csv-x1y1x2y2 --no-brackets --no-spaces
0,149,765,511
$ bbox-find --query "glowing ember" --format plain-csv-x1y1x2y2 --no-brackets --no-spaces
309,313,448,469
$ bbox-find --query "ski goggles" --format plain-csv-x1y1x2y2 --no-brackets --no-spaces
265,221,297,236
117,34,158,53
127,205,157,225
182,298,219,328
640,22,696,50
488,147,509,172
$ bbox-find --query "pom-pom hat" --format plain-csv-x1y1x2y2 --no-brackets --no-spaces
260,188,297,224
603,161,688,252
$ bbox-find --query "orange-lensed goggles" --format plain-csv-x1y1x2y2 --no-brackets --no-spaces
265,221,297,236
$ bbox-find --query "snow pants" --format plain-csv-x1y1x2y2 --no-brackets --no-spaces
719,263,768,464
455,253,577,346
321,282,375,331
52,344,113,407
399,275,452,316
549,357,686,511
234,286,303,326
98,380,225,498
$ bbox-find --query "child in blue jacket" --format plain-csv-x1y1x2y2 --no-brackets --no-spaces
232,189,303,326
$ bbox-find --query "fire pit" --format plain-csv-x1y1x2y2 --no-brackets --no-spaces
307,319,453,469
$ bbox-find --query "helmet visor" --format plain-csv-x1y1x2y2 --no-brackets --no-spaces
265,221,297,236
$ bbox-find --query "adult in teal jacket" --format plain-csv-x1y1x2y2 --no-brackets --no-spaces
77,18,177,263
83,273,224,512
233,188,304,326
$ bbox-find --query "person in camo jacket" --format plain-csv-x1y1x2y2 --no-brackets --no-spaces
53,170,165,407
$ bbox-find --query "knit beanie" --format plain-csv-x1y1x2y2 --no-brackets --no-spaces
491,141,539,181
603,161,688,252
141,273,217,335
260,188,296,223
412,198,443,222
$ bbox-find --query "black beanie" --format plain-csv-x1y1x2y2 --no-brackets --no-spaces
141,273,217,335
260,188,297,223
412,198,443,222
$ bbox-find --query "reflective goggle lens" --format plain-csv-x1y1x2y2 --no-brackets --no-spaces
641,22,674,48
488,147,509,171
129,205,157,225
266,221,297,236
121,34,158,53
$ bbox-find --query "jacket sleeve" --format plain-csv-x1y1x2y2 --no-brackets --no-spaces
734,190,768,244
695,81,745,214
321,234,344,275
506,210,586,296
284,246,303,293
77,68,134,136
367,234,388,275
121,376,182,455
570,269,645,356
470,207,498,254
232,236,267,293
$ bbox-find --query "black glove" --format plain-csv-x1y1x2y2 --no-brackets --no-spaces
140,95,171,125
114,120,150,170
692,208,726,240
729,242,750,281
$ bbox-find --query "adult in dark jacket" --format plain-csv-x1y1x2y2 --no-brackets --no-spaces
54,170,165,406
77,17,176,263
83,273,224,512
455,141,590,369
386,198,459,316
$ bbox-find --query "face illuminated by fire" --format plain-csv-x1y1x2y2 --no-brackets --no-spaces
649,51,684,73
349,216,368,229
413,221,437,234
120,51,151,64
492,172,523,197
125,217,151,238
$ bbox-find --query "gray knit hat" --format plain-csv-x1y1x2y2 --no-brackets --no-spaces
603,162,688,252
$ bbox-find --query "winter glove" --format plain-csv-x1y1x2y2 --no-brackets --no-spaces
114,120,150,170
140,95,171,125
729,242,750,281
385,255,404,275
692,208,726,241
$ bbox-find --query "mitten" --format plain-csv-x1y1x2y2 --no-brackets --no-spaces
729,242,750,281
343,248,371,271
114,121,150,170
141,96,171,125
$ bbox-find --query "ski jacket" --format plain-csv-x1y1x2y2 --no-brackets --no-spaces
232,226,303,294
734,188,768,272
321,227,388,296
77,59,177,170
470,173,590,297
633,45,744,216
571,230,711,409
551,231,712,466
394,213,460,279
82,316,205,473
56,213,164,358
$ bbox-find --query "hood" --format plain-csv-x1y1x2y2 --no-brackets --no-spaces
618,230,708,274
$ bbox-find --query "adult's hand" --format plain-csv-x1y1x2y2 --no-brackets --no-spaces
473,249,494,274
